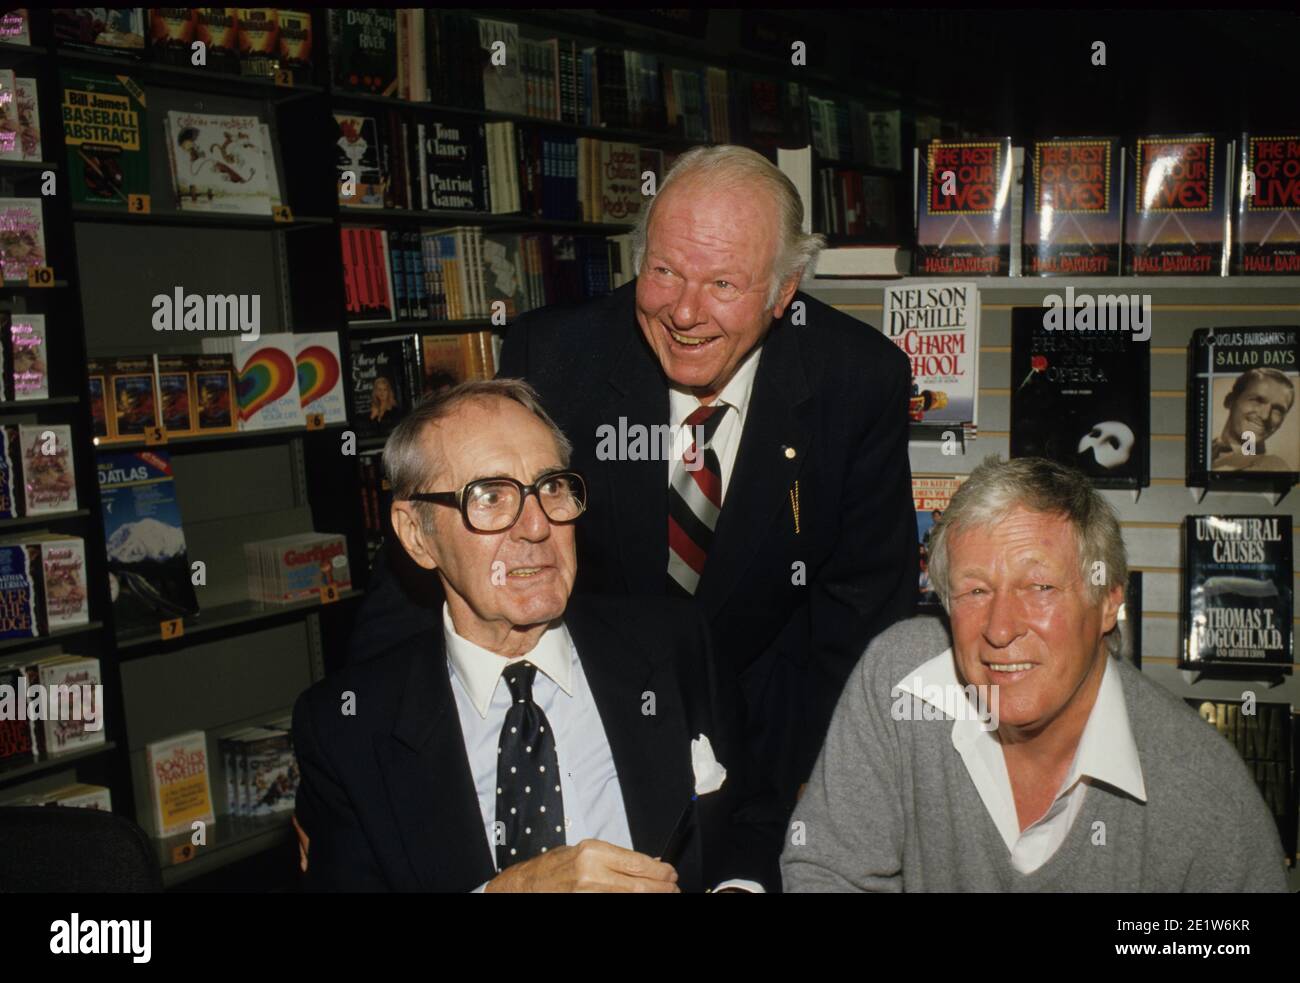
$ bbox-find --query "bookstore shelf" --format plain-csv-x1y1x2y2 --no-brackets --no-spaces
71,205,334,233
328,87,703,149
52,47,324,103
349,318,496,336
97,422,350,453
115,589,363,653
156,810,293,887
0,740,117,785
0,621,106,655
0,508,90,530
337,205,635,235
0,396,81,411
3,280,69,291
0,158,58,172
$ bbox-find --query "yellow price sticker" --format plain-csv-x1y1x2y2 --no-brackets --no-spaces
274,68,293,87
26,266,54,287
272,204,294,223
319,584,340,605
306,413,325,430
128,193,151,214
161,618,184,640
171,843,196,864
144,425,168,446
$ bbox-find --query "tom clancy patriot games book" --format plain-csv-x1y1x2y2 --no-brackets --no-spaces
1235,133,1300,275
1124,133,1232,275
914,138,1013,275
1185,698,1296,862
61,70,148,209
1024,137,1124,275
1010,306,1150,488
1181,515,1293,672
1185,327,1299,487
881,282,979,441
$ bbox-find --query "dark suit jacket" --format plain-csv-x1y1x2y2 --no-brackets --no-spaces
294,594,781,892
355,280,918,815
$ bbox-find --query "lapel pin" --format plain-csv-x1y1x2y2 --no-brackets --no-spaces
783,445,796,460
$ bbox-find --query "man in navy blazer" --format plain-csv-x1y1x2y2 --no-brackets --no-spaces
295,380,778,891
355,145,917,818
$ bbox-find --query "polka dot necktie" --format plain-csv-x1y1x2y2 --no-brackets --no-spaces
494,662,565,870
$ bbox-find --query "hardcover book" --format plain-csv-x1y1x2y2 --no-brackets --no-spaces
1234,134,1300,275
148,7,195,66
1024,137,1123,276
164,110,272,215
18,423,77,514
0,196,45,282
277,9,314,84
327,8,398,96
423,116,489,212
334,113,385,208
351,336,418,435
913,475,964,608
61,69,149,209
229,335,304,431
146,731,215,837
1182,515,1293,671
340,227,395,322
1186,698,1296,861
195,8,240,73
53,8,146,53
1185,327,1299,486
1010,306,1150,488
96,449,200,631
294,332,347,424
0,425,17,518
914,138,1014,275
0,665,34,765
1124,133,1232,275
881,281,980,439
0,542,37,639
236,7,278,78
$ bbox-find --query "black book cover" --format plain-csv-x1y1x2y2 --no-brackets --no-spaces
1235,133,1300,275
1010,306,1150,488
1181,515,1293,672
327,8,397,97
1123,133,1231,275
350,338,417,436
1184,698,1296,862
1024,137,1123,276
423,116,488,212
1185,327,1300,486
915,138,1014,276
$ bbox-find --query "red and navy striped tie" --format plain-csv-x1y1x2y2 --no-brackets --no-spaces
667,403,731,596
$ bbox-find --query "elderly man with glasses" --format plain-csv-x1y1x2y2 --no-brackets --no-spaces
292,378,779,892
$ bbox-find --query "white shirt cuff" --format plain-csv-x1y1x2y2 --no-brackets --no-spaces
711,878,765,893
472,880,489,893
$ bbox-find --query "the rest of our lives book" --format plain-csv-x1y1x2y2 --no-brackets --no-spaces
1123,133,1232,275
914,137,1014,276
1024,137,1124,275
1009,305,1150,488
96,449,200,634
1181,514,1293,673
1234,133,1300,275
1185,327,1299,487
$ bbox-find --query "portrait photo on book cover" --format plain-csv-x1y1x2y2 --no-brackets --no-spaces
1210,368,1299,473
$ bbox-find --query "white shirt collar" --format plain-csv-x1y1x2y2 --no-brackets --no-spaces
668,341,763,426
895,649,1147,803
442,603,574,719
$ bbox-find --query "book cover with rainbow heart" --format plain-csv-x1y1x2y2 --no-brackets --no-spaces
226,336,305,431
293,332,347,424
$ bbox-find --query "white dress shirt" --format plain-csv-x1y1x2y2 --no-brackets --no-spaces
444,605,634,870
895,651,1147,874
667,342,763,501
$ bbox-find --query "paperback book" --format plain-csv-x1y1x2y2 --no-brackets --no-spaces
61,69,149,209
294,332,347,424
0,196,45,282
164,110,273,215
18,423,77,514
146,730,215,837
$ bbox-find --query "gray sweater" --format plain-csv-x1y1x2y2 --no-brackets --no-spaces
781,616,1289,892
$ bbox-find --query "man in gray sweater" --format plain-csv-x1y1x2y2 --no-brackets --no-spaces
782,457,1288,892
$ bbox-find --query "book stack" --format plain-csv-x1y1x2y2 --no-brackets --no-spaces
244,533,352,605
16,653,105,758
219,717,299,817
0,70,40,162
0,533,90,636
0,424,79,518
89,353,239,442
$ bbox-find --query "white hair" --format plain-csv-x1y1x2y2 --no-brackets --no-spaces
630,145,825,309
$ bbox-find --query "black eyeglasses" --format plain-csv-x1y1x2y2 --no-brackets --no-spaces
407,470,588,533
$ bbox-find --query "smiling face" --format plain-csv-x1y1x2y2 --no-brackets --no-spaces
946,507,1122,736
1226,377,1293,445
635,177,798,402
389,397,577,651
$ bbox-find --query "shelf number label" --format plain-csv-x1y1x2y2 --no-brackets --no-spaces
171,843,196,864
305,412,325,430
161,618,184,640
26,266,54,287
274,68,293,87
144,425,167,446
272,204,294,223
319,584,340,605
128,193,151,214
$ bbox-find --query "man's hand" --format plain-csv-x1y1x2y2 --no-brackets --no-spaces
484,839,680,893
292,814,310,873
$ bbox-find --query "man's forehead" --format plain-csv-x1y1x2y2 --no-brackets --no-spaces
950,511,1077,562
424,401,559,475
